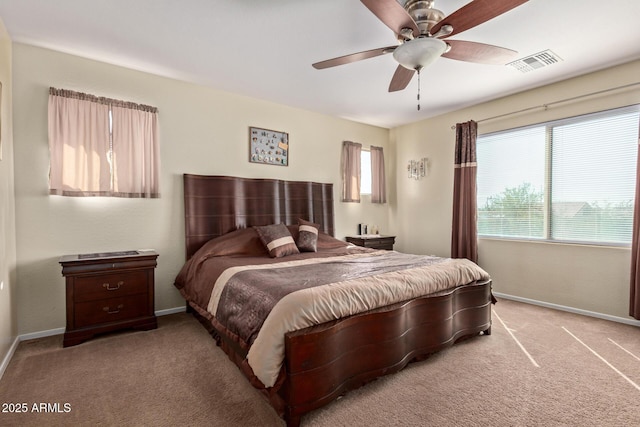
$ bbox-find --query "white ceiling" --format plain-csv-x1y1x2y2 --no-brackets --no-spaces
1,0,639,129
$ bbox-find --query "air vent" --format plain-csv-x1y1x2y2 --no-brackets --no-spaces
507,50,563,73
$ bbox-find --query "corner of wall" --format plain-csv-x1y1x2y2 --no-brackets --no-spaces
0,16,19,375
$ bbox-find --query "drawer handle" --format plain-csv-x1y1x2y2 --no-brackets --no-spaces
102,281,124,291
103,304,124,314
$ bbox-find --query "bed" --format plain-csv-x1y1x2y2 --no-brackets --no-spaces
175,174,493,426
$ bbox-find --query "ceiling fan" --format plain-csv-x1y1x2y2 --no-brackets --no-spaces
313,0,529,108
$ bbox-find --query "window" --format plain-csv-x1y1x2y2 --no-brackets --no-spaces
360,149,371,195
477,105,639,245
341,142,386,203
48,88,160,198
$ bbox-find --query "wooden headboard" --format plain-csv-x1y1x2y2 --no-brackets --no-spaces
183,174,335,258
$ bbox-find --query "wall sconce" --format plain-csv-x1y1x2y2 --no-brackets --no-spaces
407,157,428,180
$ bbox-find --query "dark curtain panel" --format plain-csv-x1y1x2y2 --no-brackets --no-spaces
451,120,478,263
630,121,640,319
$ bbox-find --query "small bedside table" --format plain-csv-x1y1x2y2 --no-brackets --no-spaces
346,235,396,251
59,250,158,347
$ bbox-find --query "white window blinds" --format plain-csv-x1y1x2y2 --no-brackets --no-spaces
477,105,640,245
550,109,638,243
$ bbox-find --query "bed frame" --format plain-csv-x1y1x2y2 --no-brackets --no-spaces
182,174,492,426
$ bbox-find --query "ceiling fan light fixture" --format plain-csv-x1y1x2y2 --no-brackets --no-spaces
393,37,447,70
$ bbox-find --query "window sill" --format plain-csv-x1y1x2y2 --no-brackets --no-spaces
478,236,631,250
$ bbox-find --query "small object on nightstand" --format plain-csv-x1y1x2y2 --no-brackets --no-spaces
346,235,396,251
59,250,158,347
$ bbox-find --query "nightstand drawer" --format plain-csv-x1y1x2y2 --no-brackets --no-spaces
346,236,396,251
74,271,148,302
74,294,149,328
364,240,394,250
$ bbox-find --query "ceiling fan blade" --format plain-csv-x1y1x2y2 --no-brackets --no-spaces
442,40,517,65
388,65,415,92
431,0,529,38
312,46,397,69
361,0,419,38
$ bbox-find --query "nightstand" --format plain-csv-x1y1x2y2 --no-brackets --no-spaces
59,250,158,347
346,235,396,251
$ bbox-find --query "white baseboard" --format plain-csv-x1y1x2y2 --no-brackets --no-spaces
493,292,640,327
155,306,186,316
0,336,20,381
16,306,186,342
0,306,187,381
19,327,66,342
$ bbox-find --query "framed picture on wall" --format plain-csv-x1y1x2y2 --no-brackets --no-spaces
249,126,289,166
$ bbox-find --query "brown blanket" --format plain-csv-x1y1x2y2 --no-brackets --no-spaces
216,252,447,346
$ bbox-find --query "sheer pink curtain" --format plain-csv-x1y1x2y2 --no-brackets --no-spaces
48,88,159,198
451,120,478,263
630,120,640,319
48,88,111,196
342,141,361,202
111,102,160,198
370,146,386,204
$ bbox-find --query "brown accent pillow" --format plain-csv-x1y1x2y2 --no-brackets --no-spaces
254,223,300,258
296,219,320,252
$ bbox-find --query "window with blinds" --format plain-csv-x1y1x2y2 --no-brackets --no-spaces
477,105,640,245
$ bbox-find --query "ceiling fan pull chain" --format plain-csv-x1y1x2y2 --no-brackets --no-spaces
417,67,421,111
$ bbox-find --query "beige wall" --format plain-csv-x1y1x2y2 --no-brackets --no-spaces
11,43,391,334
390,60,640,320
0,19,17,366
7,40,640,339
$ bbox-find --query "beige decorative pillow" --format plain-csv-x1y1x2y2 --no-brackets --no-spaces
297,219,320,252
254,223,300,258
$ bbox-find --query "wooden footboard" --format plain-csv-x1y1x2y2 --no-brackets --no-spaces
277,279,492,426
187,279,492,427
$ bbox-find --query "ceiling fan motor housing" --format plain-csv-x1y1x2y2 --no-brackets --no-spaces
403,0,445,35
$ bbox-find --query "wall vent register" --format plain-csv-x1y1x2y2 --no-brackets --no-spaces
507,49,563,73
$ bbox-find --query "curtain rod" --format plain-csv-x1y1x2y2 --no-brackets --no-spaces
450,81,640,130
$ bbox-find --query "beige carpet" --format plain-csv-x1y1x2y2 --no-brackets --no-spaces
1,299,639,427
